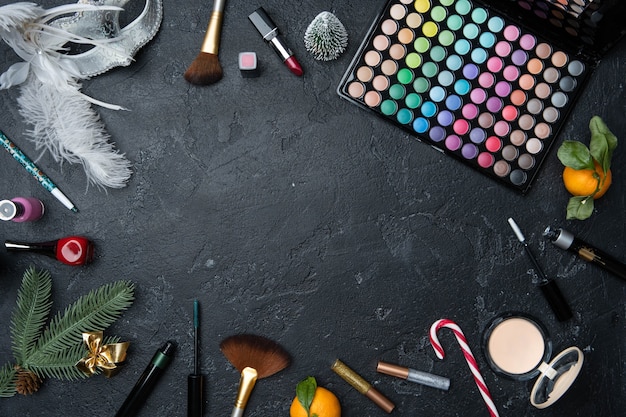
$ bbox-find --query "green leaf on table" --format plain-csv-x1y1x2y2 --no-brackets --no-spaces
566,196,594,220
557,140,594,170
296,376,318,417
589,115,617,173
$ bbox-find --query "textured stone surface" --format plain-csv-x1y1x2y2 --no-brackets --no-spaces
0,0,625,416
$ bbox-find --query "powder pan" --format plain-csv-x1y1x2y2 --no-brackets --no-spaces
482,312,584,409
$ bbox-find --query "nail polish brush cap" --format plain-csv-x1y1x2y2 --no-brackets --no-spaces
0,200,18,221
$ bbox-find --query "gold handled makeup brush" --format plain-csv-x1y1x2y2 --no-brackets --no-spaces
220,334,291,417
184,0,227,85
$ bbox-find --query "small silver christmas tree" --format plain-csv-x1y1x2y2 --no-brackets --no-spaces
304,11,348,61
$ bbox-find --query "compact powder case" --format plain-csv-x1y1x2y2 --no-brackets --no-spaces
482,312,584,409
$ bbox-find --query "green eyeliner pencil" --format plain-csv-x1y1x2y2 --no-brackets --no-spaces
114,341,175,417
188,300,204,417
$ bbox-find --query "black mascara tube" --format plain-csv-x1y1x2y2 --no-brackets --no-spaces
115,341,176,417
508,218,573,321
544,226,626,282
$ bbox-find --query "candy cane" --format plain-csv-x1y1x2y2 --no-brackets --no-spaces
429,319,500,417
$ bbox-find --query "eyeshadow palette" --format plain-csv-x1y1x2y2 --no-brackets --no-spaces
338,0,626,193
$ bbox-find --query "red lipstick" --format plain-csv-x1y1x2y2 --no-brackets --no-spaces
285,56,303,76
248,7,303,76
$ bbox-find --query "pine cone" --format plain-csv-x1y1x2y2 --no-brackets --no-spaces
14,366,42,395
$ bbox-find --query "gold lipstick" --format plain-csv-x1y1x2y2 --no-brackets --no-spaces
331,359,395,413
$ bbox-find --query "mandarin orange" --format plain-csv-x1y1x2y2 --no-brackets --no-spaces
562,162,612,199
289,386,341,417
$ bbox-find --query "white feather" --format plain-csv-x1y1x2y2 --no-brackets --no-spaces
0,2,42,32
0,1,134,189
17,77,132,189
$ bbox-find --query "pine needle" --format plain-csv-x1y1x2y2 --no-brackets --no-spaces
10,267,53,365
26,343,88,381
0,363,17,398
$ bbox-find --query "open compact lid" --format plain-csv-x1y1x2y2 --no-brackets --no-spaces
479,0,626,62
530,346,584,409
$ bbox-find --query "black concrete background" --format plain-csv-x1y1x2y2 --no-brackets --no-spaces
0,0,624,416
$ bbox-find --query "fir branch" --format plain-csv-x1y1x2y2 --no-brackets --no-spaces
10,266,53,365
23,281,134,379
27,335,122,380
0,363,17,397
26,343,87,381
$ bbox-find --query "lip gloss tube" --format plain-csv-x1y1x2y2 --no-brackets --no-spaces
248,7,303,76
331,359,395,413
377,361,450,391
544,226,626,282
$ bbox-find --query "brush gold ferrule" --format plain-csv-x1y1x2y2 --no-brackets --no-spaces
200,11,224,55
234,366,258,409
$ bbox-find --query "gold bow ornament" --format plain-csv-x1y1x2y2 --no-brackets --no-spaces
76,331,129,377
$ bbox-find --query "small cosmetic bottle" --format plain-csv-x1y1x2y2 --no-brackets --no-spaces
0,197,45,222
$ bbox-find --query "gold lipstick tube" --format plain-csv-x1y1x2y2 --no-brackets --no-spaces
331,359,395,413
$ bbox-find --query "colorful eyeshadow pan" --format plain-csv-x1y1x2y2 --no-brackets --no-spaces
337,0,622,193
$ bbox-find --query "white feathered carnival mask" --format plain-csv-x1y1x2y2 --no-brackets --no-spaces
0,0,162,189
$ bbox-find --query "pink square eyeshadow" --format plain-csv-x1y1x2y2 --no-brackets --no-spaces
239,52,257,69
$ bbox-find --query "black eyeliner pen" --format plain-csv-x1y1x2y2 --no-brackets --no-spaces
114,341,176,417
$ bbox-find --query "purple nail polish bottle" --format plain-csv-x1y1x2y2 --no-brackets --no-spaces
0,197,45,222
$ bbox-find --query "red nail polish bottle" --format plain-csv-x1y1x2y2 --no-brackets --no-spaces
4,236,94,266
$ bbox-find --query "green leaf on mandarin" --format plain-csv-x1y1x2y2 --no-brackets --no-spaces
589,116,617,173
557,140,594,170
296,376,317,416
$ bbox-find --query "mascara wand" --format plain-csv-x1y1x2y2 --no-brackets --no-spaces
188,300,204,417
507,218,573,321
